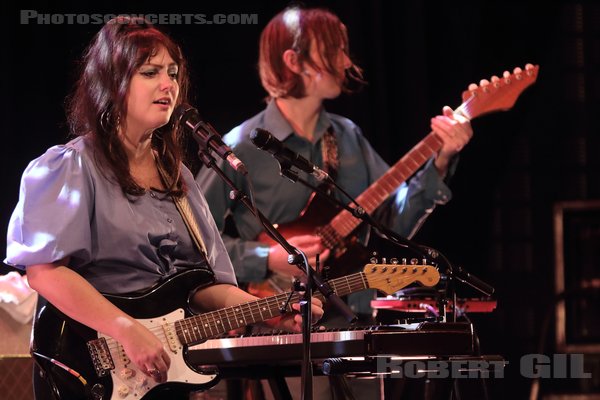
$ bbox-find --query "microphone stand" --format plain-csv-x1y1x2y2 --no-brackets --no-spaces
278,165,432,261
197,150,355,400
277,163,495,319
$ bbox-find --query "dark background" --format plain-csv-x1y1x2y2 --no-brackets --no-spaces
2,1,599,398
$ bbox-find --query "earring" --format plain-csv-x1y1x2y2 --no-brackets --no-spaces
100,108,120,132
100,109,112,132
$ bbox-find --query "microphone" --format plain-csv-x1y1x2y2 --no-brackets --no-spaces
174,104,247,175
250,128,330,182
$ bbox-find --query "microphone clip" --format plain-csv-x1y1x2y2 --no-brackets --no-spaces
250,128,331,182
174,104,247,175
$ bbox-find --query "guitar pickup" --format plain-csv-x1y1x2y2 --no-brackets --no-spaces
87,337,115,377
162,321,182,353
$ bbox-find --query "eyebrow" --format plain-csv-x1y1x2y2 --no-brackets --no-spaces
142,62,178,69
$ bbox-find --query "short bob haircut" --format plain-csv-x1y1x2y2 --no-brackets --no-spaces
258,7,363,99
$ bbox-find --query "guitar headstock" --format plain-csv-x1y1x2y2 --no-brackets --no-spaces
363,261,440,295
459,64,539,120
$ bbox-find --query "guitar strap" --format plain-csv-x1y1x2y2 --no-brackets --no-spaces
172,195,209,260
155,158,209,259
321,125,339,183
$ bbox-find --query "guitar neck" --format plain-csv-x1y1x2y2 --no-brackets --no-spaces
330,132,444,237
175,272,370,346
327,65,540,240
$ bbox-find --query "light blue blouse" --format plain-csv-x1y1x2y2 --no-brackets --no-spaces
5,136,237,294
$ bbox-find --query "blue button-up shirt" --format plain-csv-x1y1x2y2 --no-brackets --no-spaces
197,101,453,312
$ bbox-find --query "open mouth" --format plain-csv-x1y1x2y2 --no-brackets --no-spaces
153,98,171,105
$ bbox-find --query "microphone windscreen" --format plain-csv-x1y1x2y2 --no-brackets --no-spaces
249,128,275,149
173,103,198,124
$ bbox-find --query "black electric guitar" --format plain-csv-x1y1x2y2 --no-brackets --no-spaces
32,262,439,399
249,64,539,297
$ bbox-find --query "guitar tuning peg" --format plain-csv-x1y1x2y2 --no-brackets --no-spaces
525,64,535,76
401,257,407,265
369,257,378,264
382,257,387,264
410,258,418,265
422,259,427,265
390,258,399,264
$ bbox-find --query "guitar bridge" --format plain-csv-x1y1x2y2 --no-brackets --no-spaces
87,337,114,377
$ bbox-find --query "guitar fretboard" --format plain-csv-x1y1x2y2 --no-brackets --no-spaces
329,132,444,238
173,271,370,346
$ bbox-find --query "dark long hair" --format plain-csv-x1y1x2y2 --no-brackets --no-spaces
259,6,364,99
67,16,190,196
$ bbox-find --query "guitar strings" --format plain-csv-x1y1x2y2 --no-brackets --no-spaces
101,271,425,353
332,93,478,237
103,273,366,351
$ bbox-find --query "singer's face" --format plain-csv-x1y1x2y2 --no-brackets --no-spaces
302,38,351,100
125,46,180,137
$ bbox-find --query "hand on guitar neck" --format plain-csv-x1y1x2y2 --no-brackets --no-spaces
431,64,536,177
193,282,324,334
267,234,331,276
431,105,473,177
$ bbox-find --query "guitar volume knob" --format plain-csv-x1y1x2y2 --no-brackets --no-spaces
117,385,130,398
119,367,135,380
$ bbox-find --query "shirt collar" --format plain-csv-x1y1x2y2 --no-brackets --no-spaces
263,100,332,143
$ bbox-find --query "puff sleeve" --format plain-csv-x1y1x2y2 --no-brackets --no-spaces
6,143,94,268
